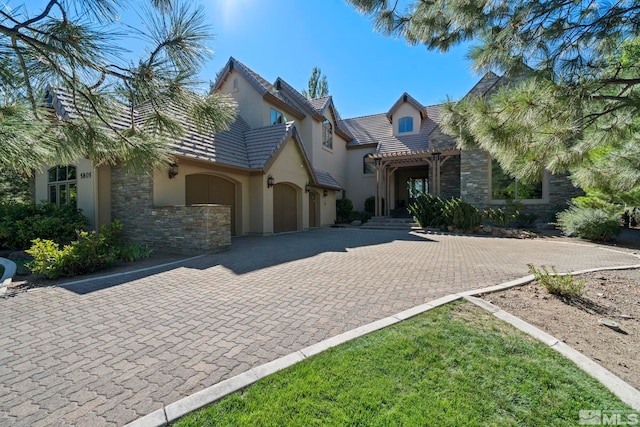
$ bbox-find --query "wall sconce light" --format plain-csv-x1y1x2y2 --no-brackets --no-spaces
323,189,328,197
168,163,179,179
305,183,310,193
267,175,275,188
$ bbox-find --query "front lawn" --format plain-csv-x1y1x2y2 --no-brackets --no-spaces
174,302,630,426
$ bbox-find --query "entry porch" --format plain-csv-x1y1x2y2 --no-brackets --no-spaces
366,149,461,217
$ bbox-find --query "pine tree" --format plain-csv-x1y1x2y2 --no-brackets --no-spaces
0,0,237,176
348,0,640,201
302,67,329,99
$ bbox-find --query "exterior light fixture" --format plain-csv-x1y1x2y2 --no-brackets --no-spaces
168,163,179,179
267,175,275,188
305,183,310,193
323,189,328,197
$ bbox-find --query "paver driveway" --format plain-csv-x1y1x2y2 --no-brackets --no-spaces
1,228,638,426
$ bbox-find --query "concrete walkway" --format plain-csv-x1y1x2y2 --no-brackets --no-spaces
1,228,638,426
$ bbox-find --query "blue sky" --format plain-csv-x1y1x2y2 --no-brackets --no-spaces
197,0,481,119
19,0,481,119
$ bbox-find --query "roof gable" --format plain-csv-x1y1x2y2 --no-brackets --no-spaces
386,92,428,121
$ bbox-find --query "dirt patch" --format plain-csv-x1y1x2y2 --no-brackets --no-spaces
482,269,640,390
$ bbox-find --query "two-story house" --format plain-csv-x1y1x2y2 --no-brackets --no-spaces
34,57,580,252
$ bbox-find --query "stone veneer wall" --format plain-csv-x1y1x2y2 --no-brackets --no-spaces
440,156,461,199
111,166,231,254
460,149,583,222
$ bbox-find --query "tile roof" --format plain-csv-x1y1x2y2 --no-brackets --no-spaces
340,103,454,154
48,87,328,176
314,169,342,190
244,122,295,169
308,96,332,113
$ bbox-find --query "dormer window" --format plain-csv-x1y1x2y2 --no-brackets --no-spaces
270,108,286,125
322,119,333,149
398,117,413,133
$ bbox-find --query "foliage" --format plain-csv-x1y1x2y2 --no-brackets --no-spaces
528,264,585,298
0,202,89,250
364,196,376,214
408,193,482,231
336,198,354,223
175,302,629,427
484,201,537,228
26,220,151,279
556,205,621,242
407,192,445,228
442,198,483,231
350,211,372,224
0,1,237,175
0,172,31,203
301,67,329,99
348,0,640,202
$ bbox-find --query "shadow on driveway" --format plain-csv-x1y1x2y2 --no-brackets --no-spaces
62,228,434,295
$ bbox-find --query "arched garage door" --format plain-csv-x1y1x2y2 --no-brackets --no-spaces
273,183,297,233
186,174,237,236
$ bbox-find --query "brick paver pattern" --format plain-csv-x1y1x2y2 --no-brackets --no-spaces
1,229,638,426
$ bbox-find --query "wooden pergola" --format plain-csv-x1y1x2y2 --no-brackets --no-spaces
366,149,461,217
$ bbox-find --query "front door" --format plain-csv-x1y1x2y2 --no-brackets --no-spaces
407,177,429,205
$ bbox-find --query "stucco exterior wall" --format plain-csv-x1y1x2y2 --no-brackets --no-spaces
391,103,421,135
217,70,264,129
34,158,98,228
111,166,230,253
345,146,377,212
265,138,311,232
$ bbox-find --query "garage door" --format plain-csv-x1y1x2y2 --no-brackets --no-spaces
186,174,237,236
273,183,297,233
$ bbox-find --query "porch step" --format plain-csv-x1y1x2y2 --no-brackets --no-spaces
361,217,420,230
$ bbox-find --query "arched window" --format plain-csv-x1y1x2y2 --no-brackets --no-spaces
322,119,333,149
363,154,375,174
48,165,77,207
398,116,413,133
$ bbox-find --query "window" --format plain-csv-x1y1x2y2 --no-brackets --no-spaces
48,165,77,207
322,119,333,149
270,108,286,125
491,159,542,200
398,116,413,133
363,155,375,174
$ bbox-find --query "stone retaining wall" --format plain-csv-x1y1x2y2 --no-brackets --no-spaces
111,166,231,254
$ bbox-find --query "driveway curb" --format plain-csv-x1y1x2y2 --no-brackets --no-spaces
126,262,640,426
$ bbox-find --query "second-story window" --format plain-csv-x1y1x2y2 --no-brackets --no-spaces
322,119,333,149
270,108,285,125
398,116,413,133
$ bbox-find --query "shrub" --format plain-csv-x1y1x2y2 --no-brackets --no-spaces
407,193,446,228
442,198,483,231
556,205,621,241
336,198,354,222
0,202,88,250
528,264,585,298
26,220,151,279
364,196,375,214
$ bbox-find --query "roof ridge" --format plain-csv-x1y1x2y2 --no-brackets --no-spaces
341,112,387,121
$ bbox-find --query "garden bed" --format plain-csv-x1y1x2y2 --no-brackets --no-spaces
481,268,640,390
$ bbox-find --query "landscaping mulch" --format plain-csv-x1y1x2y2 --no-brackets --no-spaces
482,268,640,390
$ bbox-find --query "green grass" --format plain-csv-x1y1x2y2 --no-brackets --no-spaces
174,302,630,426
